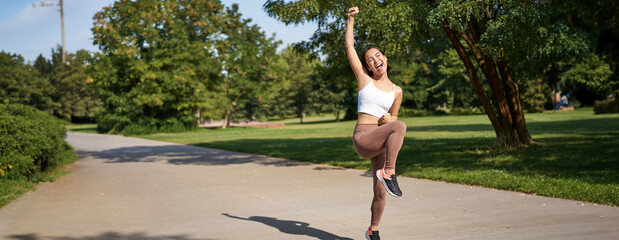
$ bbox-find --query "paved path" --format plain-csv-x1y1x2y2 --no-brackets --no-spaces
0,132,617,240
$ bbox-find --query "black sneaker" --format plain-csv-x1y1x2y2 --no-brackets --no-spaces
376,168,402,197
365,228,381,240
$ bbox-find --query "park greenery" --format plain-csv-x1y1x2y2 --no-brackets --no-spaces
264,0,619,147
0,104,77,207
0,0,616,138
136,109,619,206
0,0,618,206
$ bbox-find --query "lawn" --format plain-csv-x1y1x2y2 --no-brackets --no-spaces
138,108,618,206
65,123,98,133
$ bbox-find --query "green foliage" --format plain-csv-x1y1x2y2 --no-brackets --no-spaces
90,1,285,130
91,0,223,132
556,0,619,103
265,0,456,119
432,48,480,109
0,104,76,180
214,4,281,126
594,92,619,114
562,54,614,103
390,59,433,110
260,47,323,122
522,79,552,113
1,49,102,122
48,47,103,121
264,0,617,120
95,113,131,134
0,51,55,113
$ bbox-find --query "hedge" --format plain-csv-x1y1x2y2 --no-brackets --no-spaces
594,92,619,114
0,104,76,181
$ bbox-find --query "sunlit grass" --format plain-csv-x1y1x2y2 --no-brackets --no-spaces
65,123,98,133
132,108,617,205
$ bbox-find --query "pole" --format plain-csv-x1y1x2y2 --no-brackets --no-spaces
60,0,66,63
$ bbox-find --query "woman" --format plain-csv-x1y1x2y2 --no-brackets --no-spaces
346,6,407,240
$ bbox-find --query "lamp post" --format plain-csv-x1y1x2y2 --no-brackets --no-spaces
33,0,66,64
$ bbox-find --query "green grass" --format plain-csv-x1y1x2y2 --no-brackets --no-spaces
0,180,36,208
0,122,82,209
65,123,98,133
140,108,619,206
0,167,73,209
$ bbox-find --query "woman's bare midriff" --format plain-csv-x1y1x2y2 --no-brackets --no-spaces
357,113,380,125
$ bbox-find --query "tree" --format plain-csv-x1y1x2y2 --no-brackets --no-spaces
0,51,54,113
551,0,619,105
259,47,322,123
1,49,101,122
47,47,102,122
265,0,596,147
214,4,280,128
561,54,614,105
90,0,223,133
285,49,322,123
434,49,479,109
33,54,53,76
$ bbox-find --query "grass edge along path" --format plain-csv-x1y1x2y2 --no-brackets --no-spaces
0,167,74,209
129,109,617,206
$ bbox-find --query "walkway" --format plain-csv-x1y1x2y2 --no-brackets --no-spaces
0,132,617,239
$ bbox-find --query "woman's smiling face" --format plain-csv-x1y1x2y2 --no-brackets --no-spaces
364,48,387,76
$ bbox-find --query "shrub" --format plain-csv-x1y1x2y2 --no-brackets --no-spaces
96,113,131,134
594,93,619,114
0,104,76,181
522,79,552,113
399,107,432,117
120,118,194,136
449,107,484,115
120,124,158,136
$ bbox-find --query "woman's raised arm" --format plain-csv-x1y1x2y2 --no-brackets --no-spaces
345,7,369,88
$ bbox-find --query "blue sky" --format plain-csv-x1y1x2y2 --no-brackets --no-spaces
0,0,318,63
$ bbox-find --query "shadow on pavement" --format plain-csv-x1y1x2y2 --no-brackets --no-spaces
76,144,311,167
8,232,212,240
222,213,353,240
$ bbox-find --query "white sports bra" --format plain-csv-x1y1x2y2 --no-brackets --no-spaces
357,80,395,118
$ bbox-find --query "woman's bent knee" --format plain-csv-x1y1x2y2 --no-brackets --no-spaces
393,121,406,132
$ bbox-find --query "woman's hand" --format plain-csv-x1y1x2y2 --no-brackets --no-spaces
378,113,392,126
348,7,359,19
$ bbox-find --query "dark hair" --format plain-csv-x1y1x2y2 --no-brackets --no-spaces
361,46,392,77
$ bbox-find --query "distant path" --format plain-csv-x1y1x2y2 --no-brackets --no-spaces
199,120,285,128
0,132,617,239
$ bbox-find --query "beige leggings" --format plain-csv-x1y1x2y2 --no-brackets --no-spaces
352,121,407,226
352,121,406,169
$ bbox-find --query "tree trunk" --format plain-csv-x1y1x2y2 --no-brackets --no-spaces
443,21,533,147
222,109,231,129
464,17,521,146
299,111,305,124
497,60,533,144
442,22,503,140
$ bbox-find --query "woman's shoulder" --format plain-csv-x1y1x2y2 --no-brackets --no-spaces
394,84,403,96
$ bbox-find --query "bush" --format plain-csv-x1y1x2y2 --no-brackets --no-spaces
158,119,194,134
594,92,619,114
449,107,484,115
97,112,195,135
96,113,131,134
120,124,159,136
522,79,552,113
399,107,432,117
120,119,194,136
0,104,76,181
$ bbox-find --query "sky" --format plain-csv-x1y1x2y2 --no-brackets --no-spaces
0,0,318,63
